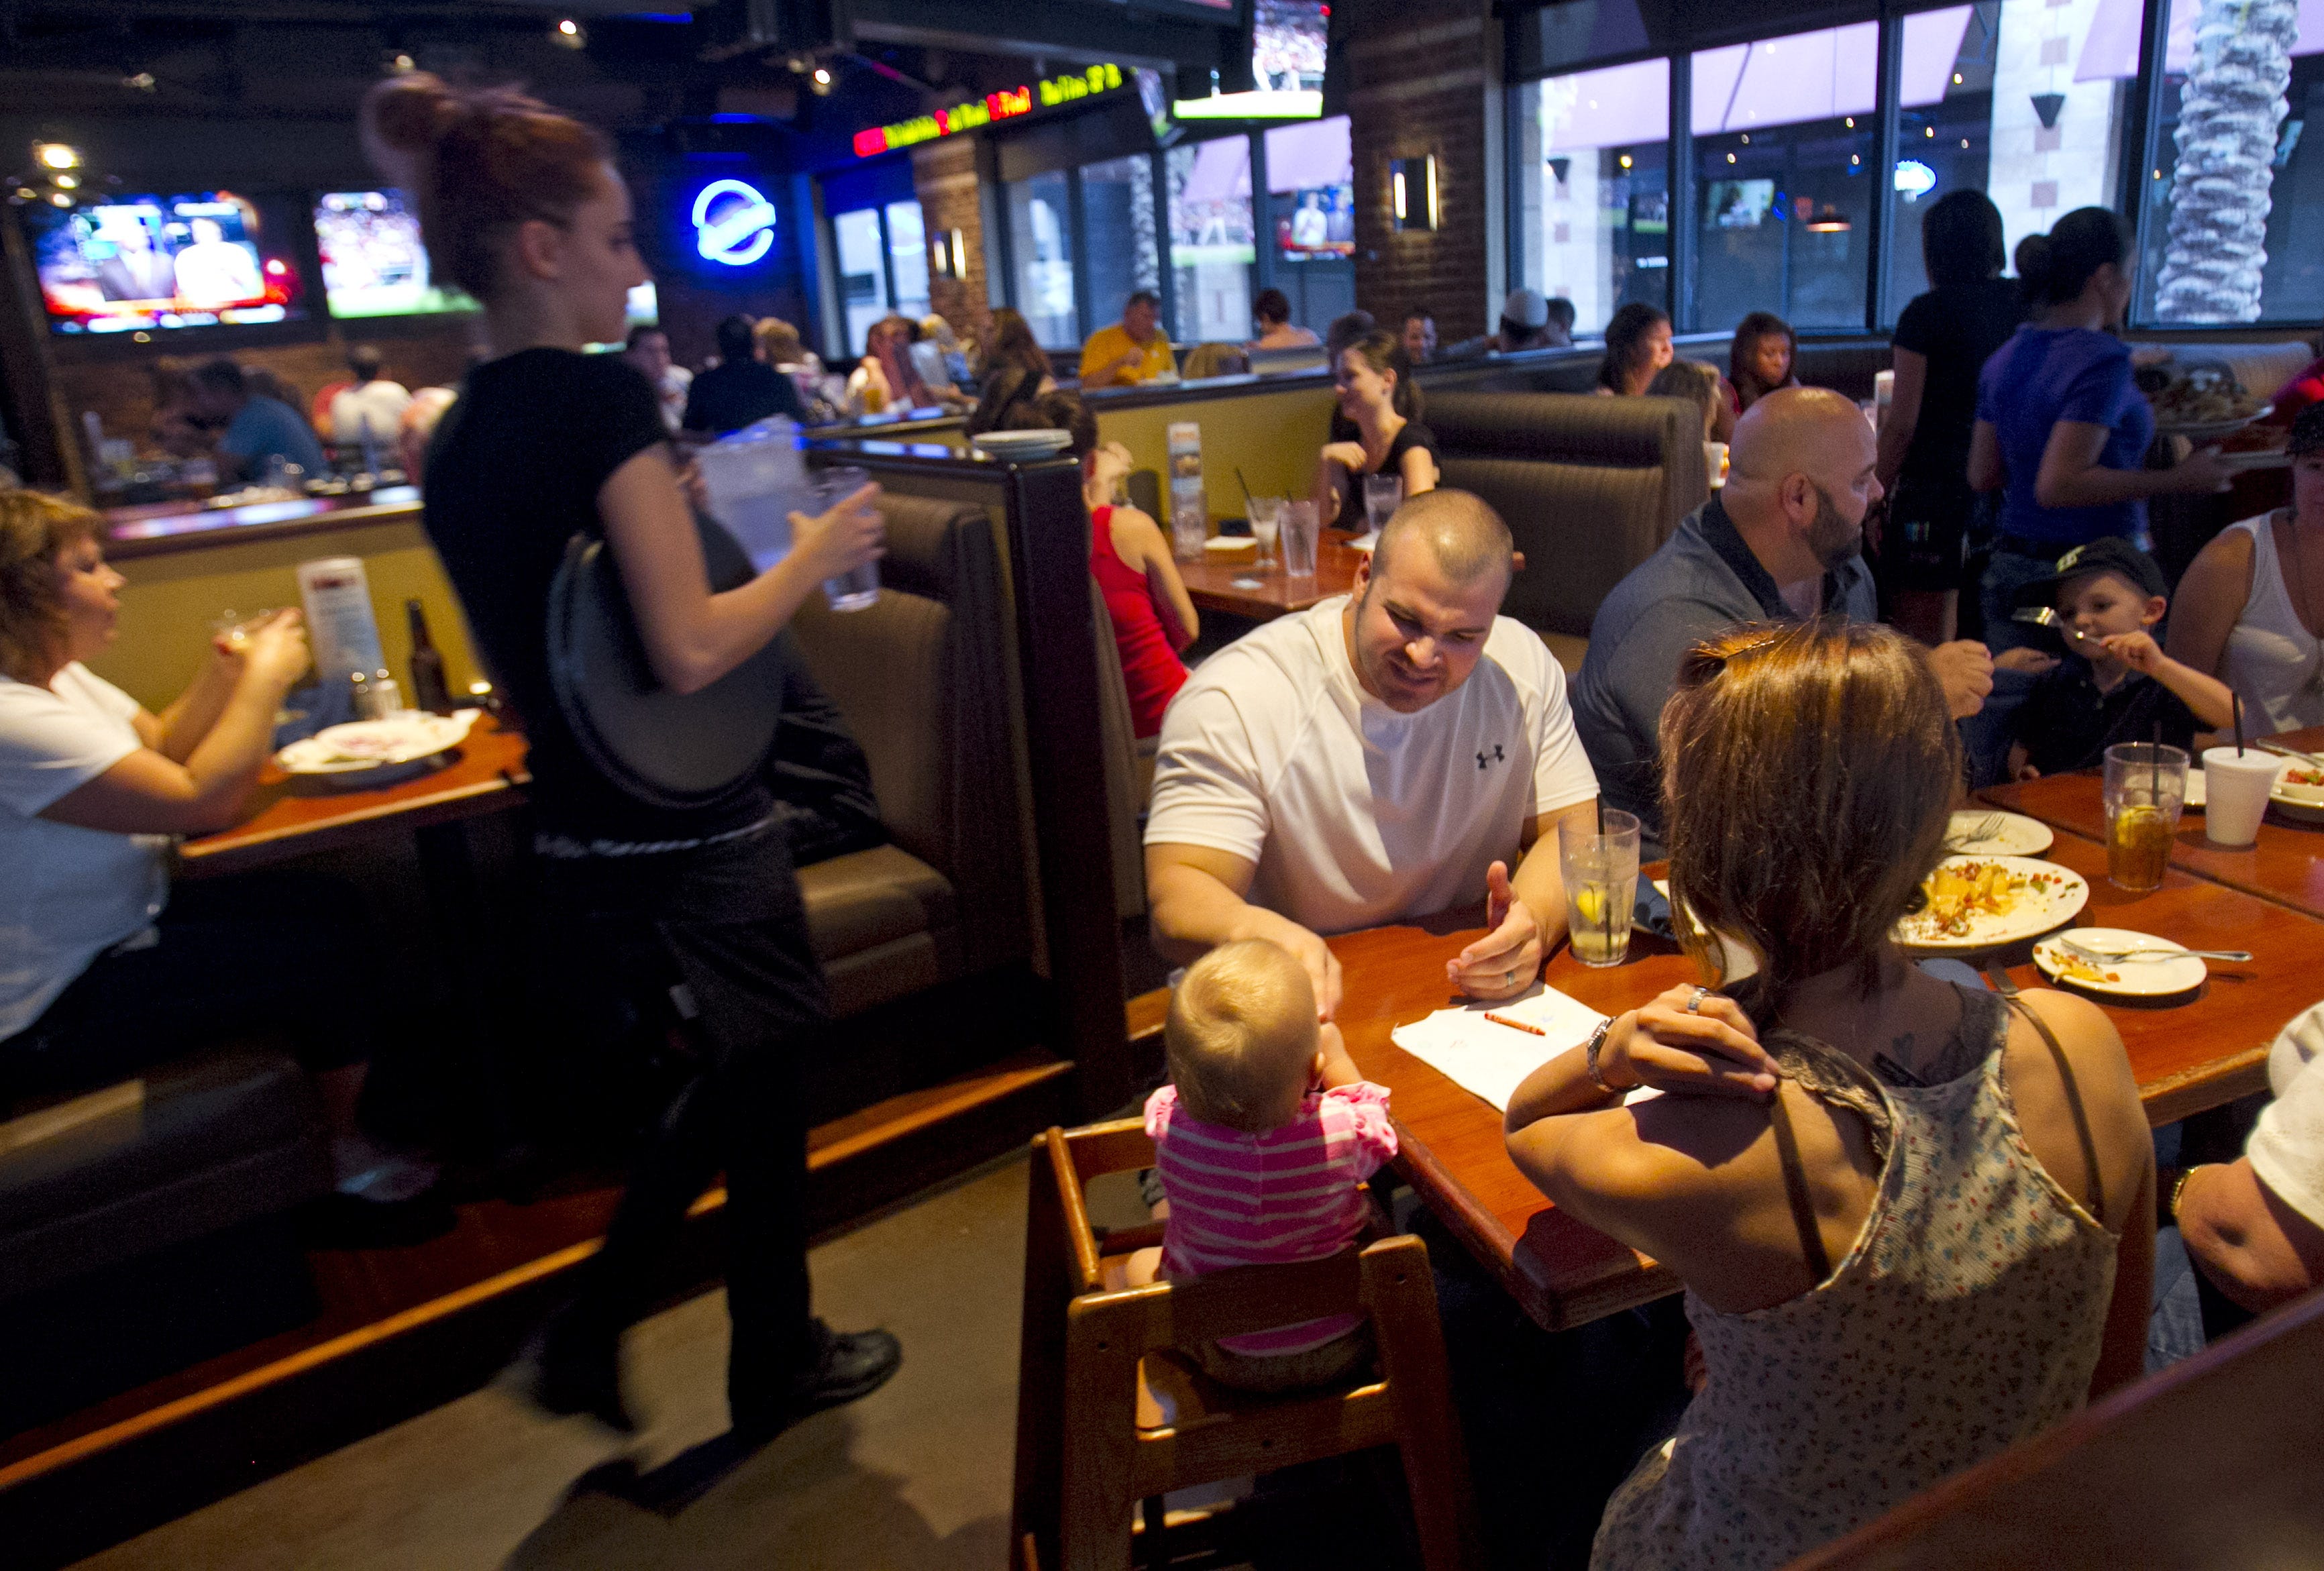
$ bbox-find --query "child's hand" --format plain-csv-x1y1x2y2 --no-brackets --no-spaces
2015,762,2043,782
2098,630,2164,673
1314,1023,1363,1089
1995,647,2061,675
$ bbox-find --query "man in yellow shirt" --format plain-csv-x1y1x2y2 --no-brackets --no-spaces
1079,290,1176,389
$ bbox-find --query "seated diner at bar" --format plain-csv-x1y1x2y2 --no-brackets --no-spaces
3,1,2322,1564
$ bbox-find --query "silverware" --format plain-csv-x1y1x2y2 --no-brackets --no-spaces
2009,606,2097,647
1948,812,2007,848
1981,962,2020,998
2058,936,2251,965
2256,738,2324,768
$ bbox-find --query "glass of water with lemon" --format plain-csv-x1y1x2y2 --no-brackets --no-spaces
1559,809,1642,967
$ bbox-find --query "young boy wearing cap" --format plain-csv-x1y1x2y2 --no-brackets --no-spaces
1999,537,2237,780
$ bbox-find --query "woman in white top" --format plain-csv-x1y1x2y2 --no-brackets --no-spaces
0,490,419,1195
2169,406,2324,735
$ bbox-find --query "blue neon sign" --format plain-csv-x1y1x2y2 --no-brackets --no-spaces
692,178,776,267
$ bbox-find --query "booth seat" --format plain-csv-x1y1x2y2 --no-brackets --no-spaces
788,492,1035,1019
1426,390,1711,651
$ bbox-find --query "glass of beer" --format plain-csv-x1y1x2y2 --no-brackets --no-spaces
2103,743,2188,892
1559,809,1641,967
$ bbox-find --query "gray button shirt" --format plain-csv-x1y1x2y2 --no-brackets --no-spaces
1573,494,1877,853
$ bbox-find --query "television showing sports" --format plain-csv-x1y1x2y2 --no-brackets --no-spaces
28,191,306,335
315,189,476,319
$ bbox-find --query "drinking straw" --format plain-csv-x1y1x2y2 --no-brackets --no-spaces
1235,466,1255,508
2152,720,2161,803
2234,692,2246,756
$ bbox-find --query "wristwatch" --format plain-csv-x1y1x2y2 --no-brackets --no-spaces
1585,1016,1622,1095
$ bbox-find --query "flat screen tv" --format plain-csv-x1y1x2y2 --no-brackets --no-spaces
28,191,307,335
315,189,476,319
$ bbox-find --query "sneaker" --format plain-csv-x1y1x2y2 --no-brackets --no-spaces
511,1303,637,1433
734,1319,901,1437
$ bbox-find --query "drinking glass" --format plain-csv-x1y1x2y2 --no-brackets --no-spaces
1559,810,1641,968
1363,473,1404,535
1248,496,1283,565
813,466,880,612
208,608,280,651
1279,500,1320,578
2103,743,2188,891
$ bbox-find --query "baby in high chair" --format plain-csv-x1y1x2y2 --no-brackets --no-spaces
1130,938,1399,1393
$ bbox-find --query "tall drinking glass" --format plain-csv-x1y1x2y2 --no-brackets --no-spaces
1280,500,1319,578
1363,472,1403,535
1559,810,1641,967
812,466,880,612
1248,496,1283,565
2103,743,2187,891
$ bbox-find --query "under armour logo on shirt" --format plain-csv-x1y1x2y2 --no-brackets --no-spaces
1475,743,1506,770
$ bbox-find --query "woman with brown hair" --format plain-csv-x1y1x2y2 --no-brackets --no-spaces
1727,309,1799,414
964,307,1055,436
363,72,896,1435
1312,329,1436,530
1594,302,1675,397
0,491,431,1198
1504,619,2154,1571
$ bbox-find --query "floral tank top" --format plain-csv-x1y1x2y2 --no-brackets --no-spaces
1591,987,2121,1571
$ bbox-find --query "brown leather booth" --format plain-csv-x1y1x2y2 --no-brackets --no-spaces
1426,390,1711,655
788,492,1035,1019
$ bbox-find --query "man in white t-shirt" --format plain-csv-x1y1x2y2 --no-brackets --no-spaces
1145,490,1600,1018
329,345,414,450
2152,1002,2324,1366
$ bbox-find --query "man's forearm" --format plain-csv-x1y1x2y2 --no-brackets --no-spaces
1149,865,1298,960
1512,834,1568,945
2179,1159,2324,1313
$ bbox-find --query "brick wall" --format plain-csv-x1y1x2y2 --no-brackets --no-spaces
913,136,989,335
51,327,479,455
1346,6,1493,342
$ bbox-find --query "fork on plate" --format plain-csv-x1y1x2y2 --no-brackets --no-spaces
2056,936,2251,965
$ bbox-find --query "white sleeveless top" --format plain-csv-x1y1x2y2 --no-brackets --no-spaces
2222,513,2324,735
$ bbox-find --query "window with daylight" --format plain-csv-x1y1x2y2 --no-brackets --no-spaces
1885,1,2134,319
884,200,931,326
833,207,892,356
1007,170,1077,350
1168,137,1256,344
1079,154,1162,331
1690,23,1879,331
2133,0,2321,323
1514,57,1672,333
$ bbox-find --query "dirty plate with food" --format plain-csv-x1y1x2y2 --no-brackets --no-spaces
1946,810,2054,857
1896,855,2087,952
2033,928,2207,999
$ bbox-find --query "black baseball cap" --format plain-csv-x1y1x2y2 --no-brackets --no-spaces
2012,537,2169,606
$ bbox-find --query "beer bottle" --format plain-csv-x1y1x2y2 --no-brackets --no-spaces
405,599,456,715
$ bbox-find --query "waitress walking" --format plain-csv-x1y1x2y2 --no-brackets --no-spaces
364,75,897,1434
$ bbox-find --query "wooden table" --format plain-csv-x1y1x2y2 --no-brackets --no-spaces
1334,828,2309,1334
1175,531,1366,620
178,716,530,878
1981,725,2324,920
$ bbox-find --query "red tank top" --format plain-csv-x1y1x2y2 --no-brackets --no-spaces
1090,506,1190,739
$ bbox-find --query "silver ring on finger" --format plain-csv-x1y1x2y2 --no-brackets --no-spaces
1687,985,1709,1014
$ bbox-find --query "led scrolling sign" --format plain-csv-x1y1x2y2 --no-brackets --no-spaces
853,62,1126,158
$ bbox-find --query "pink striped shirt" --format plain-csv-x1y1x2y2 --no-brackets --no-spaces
1145,1081,1397,1354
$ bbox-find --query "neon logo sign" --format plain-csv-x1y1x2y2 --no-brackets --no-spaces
692,179,776,267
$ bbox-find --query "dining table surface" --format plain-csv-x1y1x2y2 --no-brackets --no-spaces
1979,724,2324,920
1334,826,2311,1336
1173,527,1367,620
177,714,531,878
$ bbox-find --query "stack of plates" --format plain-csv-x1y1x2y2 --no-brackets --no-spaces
969,429,1074,459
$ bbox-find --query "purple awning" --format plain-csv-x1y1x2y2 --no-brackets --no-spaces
1691,21,1879,136
1265,115,1351,193
2082,0,2324,81
1177,138,1251,206
1540,57,1671,151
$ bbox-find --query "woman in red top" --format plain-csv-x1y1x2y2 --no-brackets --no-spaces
1033,392,1198,737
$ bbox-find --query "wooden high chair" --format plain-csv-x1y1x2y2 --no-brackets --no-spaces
1010,1118,1476,1571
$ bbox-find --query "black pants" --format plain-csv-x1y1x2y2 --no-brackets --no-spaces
1,870,375,1105
531,823,827,1423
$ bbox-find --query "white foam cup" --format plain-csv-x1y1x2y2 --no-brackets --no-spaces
2203,746,2281,847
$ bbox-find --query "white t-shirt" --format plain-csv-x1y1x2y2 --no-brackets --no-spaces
2251,1001,2324,1232
1145,596,1599,936
0,665,171,1040
330,380,415,447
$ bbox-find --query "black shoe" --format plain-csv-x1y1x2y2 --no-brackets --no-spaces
513,1303,637,1433
735,1319,902,1436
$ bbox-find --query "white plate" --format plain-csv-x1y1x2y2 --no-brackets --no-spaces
2033,928,2207,997
1895,855,2088,952
969,430,1073,457
1946,809,2054,857
277,709,480,775
2154,402,2273,441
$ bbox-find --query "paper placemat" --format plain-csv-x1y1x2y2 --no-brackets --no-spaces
1389,984,1609,1112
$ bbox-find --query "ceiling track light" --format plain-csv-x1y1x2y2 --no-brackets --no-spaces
551,17,587,50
